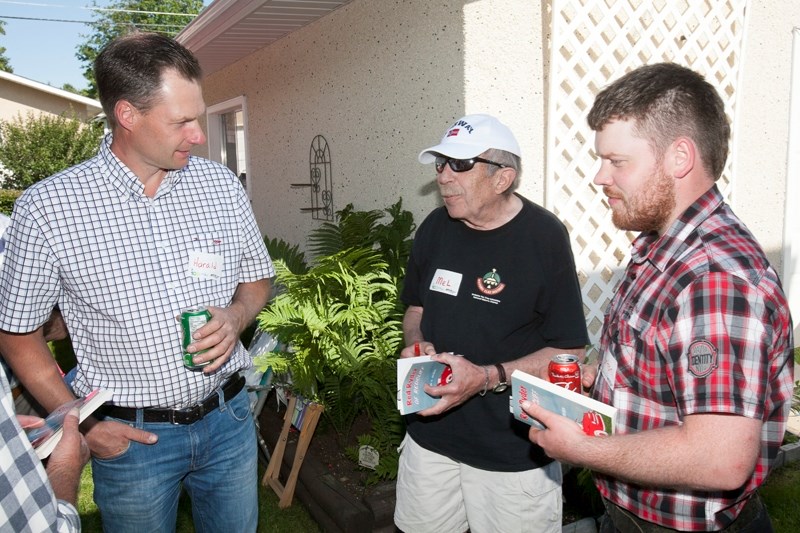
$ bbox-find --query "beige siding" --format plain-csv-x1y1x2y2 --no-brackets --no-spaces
0,78,100,123
198,0,545,252
195,0,799,335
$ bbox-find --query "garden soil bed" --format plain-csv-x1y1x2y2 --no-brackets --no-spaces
258,398,396,532
257,397,599,532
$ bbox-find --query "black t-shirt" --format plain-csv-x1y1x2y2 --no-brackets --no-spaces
401,194,589,471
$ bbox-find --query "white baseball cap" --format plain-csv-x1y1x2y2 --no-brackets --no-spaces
418,114,521,163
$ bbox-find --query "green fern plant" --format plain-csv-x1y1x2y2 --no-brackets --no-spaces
263,236,308,275
254,248,404,437
576,467,604,515
308,199,415,281
255,200,416,480
307,204,384,258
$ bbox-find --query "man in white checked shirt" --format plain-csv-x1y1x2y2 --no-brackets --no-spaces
0,32,273,532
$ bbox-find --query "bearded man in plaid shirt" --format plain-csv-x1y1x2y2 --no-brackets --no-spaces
523,62,794,532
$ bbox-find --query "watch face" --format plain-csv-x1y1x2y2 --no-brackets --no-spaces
493,383,509,393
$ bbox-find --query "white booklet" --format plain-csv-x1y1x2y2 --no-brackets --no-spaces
25,388,114,459
509,369,616,436
396,356,452,415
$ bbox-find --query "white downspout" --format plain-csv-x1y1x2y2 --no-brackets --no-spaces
782,27,800,344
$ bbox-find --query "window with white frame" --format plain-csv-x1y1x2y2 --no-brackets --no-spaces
207,96,250,197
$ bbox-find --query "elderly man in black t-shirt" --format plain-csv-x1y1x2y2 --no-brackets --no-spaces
394,114,589,533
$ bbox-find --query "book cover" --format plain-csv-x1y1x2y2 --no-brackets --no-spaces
25,388,114,459
510,369,616,436
396,356,453,415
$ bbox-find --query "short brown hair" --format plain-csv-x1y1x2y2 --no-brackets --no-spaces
95,32,202,129
587,63,730,180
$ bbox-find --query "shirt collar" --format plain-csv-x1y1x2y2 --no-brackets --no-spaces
99,134,183,199
631,185,724,271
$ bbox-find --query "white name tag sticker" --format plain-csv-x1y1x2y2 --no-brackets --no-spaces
429,269,462,296
187,251,223,280
599,354,617,392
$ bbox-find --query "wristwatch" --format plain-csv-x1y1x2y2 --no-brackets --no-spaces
492,363,508,393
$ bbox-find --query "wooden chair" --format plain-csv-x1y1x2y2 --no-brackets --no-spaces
262,393,324,508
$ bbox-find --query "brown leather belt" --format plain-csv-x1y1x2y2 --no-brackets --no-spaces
98,374,245,425
603,494,767,533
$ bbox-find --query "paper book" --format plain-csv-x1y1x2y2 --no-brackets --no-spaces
510,369,616,436
25,388,114,459
396,356,453,415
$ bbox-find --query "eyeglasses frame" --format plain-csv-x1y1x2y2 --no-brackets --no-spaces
434,155,508,174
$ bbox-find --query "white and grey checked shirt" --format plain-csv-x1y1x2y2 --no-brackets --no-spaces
0,135,274,408
0,371,80,532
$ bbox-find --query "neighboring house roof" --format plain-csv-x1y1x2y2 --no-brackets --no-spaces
0,70,101,110
176,0,353,77
0,70,102,123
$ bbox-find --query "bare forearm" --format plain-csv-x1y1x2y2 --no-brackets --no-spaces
500,346,585,382
231,278,272,335
46,410,90,505
0,329,75,411
46,462,83,505
402,305,424,345
545,413,760,491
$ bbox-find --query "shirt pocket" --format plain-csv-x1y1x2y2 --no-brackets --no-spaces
609,318,677,432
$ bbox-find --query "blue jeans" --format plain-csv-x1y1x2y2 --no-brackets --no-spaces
91,386,258,533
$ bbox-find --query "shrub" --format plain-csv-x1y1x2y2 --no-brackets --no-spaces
0,189,21,215
0,112,104,189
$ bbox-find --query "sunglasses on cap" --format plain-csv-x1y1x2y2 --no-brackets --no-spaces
434,155,507,173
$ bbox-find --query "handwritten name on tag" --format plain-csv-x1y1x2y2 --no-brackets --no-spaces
429,269,462,296
188,251,223,280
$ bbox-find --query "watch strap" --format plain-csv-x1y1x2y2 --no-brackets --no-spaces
494,363,507,386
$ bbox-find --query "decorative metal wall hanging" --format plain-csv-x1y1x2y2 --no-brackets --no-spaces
291,135,334,221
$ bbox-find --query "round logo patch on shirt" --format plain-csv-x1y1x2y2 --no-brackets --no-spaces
476,268,506,296
687,340,718,378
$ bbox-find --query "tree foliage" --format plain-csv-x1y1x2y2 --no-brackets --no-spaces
0,112,104,189
77,0,204,97
0,20,12,73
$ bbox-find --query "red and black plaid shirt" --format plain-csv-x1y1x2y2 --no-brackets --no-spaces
593,186,794,531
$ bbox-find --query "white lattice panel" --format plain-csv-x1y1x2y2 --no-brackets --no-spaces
546,0,748,353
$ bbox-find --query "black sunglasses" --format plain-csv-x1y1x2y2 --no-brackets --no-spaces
434,156,507,173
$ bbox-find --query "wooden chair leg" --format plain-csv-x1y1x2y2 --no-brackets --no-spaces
262,395,296,489
262,395,325,508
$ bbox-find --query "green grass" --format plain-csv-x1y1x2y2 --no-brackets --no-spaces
77,463,320,532
760,460,800,533
76,459,800,532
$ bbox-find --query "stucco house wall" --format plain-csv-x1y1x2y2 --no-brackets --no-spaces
735,1,797,270
0,71,102,123
194,0,795,257
194,0,545,251
185,0,799,339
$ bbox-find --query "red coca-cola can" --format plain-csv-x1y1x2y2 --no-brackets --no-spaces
548,354,581,392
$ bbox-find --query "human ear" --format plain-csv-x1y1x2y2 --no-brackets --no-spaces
670,137,695,179
114,100,137,132
494,167,517,194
